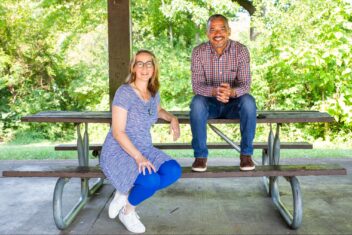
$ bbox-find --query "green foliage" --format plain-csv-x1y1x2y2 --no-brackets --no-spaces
251,0,352,140
0,0,108,141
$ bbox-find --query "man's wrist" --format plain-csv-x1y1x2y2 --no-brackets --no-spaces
230,88,236,97
212,87,217,97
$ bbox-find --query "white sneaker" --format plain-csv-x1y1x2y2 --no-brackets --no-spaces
119,208,146,233
108,191,127,219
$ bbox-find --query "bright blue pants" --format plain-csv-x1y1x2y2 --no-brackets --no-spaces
128,160,181,206
190,94,257,158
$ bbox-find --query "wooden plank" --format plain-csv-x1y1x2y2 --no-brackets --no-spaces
181,164,347,178
54,142,313,151
2,164,346,178
21,111,334,124
108,0,131,106
21,111,112,123
3,166,104,178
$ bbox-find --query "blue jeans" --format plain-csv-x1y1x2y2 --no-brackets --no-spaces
190,94,257,158
128,160,181,206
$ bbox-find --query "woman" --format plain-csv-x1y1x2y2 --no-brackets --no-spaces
100,50,182,233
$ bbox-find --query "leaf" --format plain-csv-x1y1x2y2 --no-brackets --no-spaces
342,68,351,76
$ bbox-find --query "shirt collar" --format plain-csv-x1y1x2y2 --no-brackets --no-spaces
208,40,232,55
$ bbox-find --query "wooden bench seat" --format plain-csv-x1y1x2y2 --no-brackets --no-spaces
3,164,346,178
54,142,313,151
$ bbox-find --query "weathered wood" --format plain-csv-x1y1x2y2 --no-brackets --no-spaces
21,111,334,124
2,164,346,178
55,142,313,151
3,166,105,178
108,0,131,106
181,164,347,178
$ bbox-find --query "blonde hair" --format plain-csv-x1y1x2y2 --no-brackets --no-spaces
125,50,160,97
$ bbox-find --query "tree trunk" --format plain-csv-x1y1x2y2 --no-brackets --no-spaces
169,23,173,46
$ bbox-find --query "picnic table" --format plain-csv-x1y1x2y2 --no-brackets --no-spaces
3,110,346,230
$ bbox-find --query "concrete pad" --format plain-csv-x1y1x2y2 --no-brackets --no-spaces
0,158,351,234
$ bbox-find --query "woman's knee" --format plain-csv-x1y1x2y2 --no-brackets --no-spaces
159,160,182,180
134,172,161,190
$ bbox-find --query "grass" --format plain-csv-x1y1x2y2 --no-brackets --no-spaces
0,142,351,160
0,143,77,160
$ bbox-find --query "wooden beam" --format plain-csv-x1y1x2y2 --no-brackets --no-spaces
107,0,131,106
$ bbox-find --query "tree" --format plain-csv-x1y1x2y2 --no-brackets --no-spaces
0,0,107,140
250,0,352,138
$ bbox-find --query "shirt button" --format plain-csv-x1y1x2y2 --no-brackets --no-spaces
220,72,222,74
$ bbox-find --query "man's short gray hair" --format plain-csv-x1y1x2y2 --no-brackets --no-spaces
206,14,230,32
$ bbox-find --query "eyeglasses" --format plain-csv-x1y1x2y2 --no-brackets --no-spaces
135,61,154,69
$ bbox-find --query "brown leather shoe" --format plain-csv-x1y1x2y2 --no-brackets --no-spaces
240,155,255,171
192,158,207,172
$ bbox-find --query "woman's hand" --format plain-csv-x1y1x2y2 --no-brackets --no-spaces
135,154,156,175
170,116,180,141
157,106,180,141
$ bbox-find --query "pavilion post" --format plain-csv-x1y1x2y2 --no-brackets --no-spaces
107,0,131,107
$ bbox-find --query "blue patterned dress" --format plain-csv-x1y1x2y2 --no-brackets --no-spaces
100,84,172,194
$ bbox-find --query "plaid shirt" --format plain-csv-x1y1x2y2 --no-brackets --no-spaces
191,40,251,97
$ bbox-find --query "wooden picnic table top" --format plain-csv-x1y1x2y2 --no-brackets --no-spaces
21,110,334,124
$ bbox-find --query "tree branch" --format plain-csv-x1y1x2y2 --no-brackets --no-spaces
232,0,256,16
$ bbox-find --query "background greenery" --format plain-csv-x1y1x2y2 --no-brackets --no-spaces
0,0,351,155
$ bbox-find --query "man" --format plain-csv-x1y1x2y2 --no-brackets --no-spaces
190,14,256,172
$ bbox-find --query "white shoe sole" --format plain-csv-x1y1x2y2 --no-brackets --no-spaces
191,166,207,172
240,166,255,171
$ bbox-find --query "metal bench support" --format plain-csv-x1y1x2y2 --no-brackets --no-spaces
271,175,303,229
264,123,303,229
209,122,303,229
208,123,241,153
52,123,104,230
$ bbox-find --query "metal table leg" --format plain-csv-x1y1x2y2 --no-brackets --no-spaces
208,123,261,166
262,124,274,196
208,123,241,153
271,175,303,229
209,123,303,229
52,123,104,230
264,123,303,229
